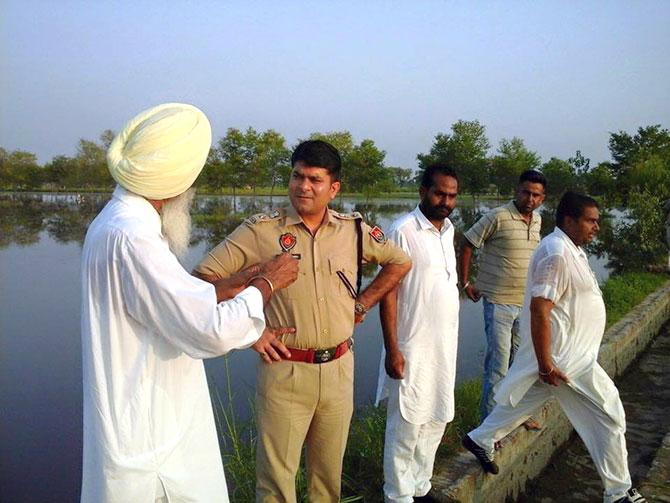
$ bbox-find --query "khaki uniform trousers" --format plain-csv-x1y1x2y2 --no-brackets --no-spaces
256,350,354,502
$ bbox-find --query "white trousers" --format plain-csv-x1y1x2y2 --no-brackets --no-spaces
468,380,631,503
383,384,448,503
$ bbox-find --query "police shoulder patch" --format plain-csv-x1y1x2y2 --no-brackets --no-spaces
369,225,386,243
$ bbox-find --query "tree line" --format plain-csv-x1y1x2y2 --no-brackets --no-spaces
2,121,669,204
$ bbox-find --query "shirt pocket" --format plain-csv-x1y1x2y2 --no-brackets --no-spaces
328,256,358,299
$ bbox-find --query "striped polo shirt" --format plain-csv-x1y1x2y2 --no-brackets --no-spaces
464,201,541,306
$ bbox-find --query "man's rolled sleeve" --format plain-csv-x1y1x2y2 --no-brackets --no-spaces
530,253,569,304
463,213,496,249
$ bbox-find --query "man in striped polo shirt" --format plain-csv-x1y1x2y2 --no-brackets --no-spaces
459,170,547,424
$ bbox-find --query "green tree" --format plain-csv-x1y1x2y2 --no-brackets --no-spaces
490,137,541,195
417,120,490,198
0,147,8,186
568,150,590,178
0,150,42,189
607,125,670,202
584,162,615,197
74,131,115,188
100,129,115,150
207,127,290,194
609,124,670,178
346,139,392,197
196,148,226,190
388,167,414,188
215,128,248,195
598,190,667,271
628,155,670,201
306,131,355,164
541,157,578,198
43,155,78,189
257,130,290,194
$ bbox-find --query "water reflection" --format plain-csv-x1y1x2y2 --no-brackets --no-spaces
1,191,621,276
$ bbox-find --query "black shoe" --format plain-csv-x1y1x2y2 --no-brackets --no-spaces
462,434,499,474
613,488,646,503
414,491,440,502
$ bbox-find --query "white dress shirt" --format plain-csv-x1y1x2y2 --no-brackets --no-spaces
80,186,265,503
376,206,459,424
495,227,624,424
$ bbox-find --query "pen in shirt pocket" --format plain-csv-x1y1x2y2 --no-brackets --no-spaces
336,271,358,300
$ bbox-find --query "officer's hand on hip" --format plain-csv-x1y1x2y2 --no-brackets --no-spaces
253,326,294,364
385,349,405,379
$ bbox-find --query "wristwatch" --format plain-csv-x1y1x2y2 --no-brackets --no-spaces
354,301,369,316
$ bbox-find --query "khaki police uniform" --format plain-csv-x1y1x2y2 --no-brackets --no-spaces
195,205,410,503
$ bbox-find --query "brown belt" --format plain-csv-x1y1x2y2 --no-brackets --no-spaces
285,338,353,364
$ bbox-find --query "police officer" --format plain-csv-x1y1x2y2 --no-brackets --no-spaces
195,140,411,502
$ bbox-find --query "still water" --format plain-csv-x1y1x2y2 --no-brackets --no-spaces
0,192,611,502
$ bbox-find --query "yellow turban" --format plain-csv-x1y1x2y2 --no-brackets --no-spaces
107,103,212,200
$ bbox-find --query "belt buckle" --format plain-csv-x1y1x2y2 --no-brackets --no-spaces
314,348,333,363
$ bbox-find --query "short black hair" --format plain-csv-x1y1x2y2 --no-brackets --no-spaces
420,163,459,189
518,169,547,190
291,140,341,181
556,191,599,227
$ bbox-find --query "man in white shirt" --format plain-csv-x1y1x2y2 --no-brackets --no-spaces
462,192,646,503
376,164,459,502
80,103,298,503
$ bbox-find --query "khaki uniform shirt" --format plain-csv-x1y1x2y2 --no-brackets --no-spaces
464,201,541,306
195,205,410,350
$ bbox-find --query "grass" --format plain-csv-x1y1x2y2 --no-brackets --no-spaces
212,270,669,502
211,376,482,503
602,271,670,327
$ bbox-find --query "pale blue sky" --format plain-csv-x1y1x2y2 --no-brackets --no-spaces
1,0,669,169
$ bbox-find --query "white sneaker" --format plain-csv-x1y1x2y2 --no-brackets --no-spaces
614,488,646,503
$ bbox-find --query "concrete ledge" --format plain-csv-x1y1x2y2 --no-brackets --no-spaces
432,279,670,503
639,432,670,502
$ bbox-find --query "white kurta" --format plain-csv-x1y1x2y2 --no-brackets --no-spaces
81,186,266,503
494,227,623,424
375,206,459,424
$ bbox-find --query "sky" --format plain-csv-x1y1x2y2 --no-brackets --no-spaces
1,0,669,170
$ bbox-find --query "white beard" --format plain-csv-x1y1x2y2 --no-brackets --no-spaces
161,188,195,261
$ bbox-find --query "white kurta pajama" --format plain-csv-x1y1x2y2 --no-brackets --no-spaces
375,206,459,503
81,187,266,503
468,227,633,503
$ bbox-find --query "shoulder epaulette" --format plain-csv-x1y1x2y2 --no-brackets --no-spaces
332,210,362,220
245,209,283,225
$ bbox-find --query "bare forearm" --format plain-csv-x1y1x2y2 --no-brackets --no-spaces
193,270,261,303
530,297,554,371
357,262,410,310
459,240,474,284
379,286,399,352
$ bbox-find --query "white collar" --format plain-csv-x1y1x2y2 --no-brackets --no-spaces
553,226,587,260
412,205,452,234
112,185,162,234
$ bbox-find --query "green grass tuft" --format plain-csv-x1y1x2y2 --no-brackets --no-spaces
602,271,669,327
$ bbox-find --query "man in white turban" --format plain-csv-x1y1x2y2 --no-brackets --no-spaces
80,103,299,503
